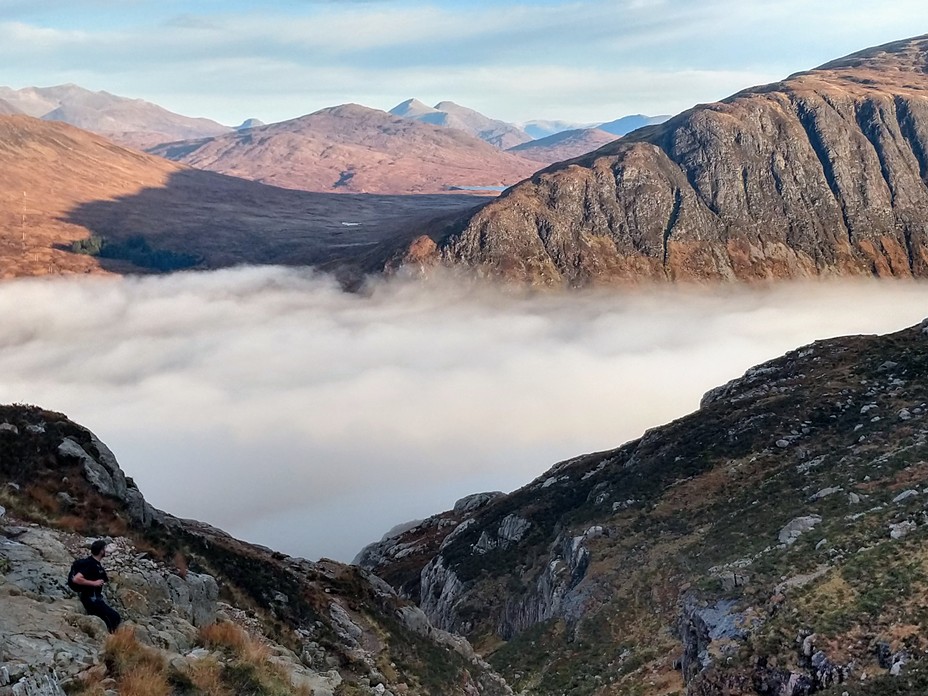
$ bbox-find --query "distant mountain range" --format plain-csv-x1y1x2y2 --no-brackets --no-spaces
597,113,671,136
389,99,533,150
519,119,593,139
0,82,668,171
0,98,23,115
6,36,928,288
149,103,541,195
0,84,230,149
389,98,669,150
506,127,617,163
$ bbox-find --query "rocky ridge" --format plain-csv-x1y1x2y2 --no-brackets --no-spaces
362,319,928,695
0,405,511,696
387,35,928,286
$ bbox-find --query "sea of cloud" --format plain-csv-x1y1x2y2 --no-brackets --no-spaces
1,267,926,561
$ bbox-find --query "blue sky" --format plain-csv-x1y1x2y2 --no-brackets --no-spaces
0,1,926,126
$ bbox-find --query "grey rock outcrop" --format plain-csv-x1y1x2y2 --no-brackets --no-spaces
420,522,598,640
453,491,505,515
496,528,595,639
779,516,823,545
419,556,466,632
56,436,161,527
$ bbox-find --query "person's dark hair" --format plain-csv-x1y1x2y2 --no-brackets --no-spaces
90,540,107,556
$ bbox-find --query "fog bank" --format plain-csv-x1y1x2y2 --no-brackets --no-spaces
1,268,926,561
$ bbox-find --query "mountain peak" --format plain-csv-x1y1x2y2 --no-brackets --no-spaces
389,98,437,118
391,99,532,149
150,102,539,195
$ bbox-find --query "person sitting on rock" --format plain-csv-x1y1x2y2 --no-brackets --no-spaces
70,539,122,633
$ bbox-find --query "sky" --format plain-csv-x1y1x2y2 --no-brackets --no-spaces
0,1,926,126
1,268,927,562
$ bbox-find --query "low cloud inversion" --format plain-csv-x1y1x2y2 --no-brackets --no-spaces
1,267,926,560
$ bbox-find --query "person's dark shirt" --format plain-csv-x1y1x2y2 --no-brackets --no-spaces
72,556,108,594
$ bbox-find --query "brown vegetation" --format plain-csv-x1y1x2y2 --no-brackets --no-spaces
0,115,486,279
149,104,540,195
103,628,171,696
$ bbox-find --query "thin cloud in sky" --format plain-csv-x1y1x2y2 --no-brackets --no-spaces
0,0,925,123
1,268,927,561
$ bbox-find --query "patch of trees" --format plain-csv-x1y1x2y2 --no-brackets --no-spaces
70,235,202,271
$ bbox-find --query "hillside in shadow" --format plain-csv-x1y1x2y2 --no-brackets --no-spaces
61,168,488,275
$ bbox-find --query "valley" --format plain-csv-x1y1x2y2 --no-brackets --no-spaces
3,14,928,696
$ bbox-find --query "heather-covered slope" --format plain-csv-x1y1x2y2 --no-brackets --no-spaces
393,35,928,285
0,404,511,695
362,318,928,695
149,104,540,195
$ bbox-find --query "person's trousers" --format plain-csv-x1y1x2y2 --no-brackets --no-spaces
79,593,122,633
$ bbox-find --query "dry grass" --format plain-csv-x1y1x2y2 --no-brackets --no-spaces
173,551,189,579
56,514,88,533
194,622,314,696
102,628,173,696
104,627,166,676
71,670,107,696
241,637,272,666
185,656,230,696
198,621,250,655
117,662,172,696
25,486,60,515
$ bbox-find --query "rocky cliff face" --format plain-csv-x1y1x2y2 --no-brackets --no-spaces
0,405,510,696
391,35,928,285
363,318,928,695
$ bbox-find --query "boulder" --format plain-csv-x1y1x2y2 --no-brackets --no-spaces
453,492,505,515
890,521,916,539
778,516,823,545
893,490,919,503
184,572,218,627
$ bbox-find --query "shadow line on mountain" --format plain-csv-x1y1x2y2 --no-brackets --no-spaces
61,168,491,277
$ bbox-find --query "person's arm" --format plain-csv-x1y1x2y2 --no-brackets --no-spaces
73,572,105,588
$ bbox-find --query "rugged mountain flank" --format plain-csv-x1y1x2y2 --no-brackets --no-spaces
392,35,928,285
149,104,540,195
362,318,928,695
0,404,511,695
